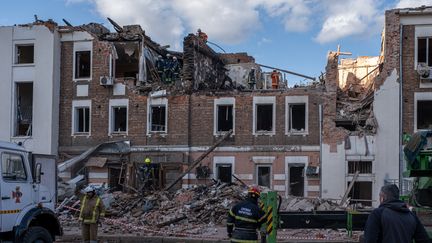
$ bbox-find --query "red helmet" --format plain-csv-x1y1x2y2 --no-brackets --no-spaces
248,186,261,198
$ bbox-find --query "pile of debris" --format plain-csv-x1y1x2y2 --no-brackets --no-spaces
58,182,246,236
280,197,346,211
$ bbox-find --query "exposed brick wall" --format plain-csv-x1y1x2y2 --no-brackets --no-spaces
219,52,255,64
182,34,228,91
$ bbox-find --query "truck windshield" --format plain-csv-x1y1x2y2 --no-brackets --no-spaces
1,153,27,181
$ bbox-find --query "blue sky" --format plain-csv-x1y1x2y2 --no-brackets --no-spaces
1,0,431,84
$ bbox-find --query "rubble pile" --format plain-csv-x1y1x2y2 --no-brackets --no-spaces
58,182,246,236
280,197,346,211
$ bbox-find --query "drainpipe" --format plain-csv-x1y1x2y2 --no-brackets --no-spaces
319,104,323,197
399,24,404,191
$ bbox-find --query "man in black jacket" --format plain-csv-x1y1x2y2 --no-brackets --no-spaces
363,184,430,243
227,186,266,243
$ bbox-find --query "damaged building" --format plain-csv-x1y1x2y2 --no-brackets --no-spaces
321,6,432,207
57,21,323,197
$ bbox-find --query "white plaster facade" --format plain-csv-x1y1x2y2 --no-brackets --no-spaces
0,25,60,155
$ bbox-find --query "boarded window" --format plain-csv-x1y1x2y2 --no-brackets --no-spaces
150,105,166,132
15,83,33,136
75,107,90,133
217,105,233,132
257,166,271,187
256,104,273,132
347,181,372,206
417,100,432,130
348,161,372,174
289,104,306,132
417,38,432,66
16,45,34,64
75,51,91,79
216,164,232,183
113,107,127,132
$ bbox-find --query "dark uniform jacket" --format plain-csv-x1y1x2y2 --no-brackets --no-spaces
363,199,430,243
227,197,266,242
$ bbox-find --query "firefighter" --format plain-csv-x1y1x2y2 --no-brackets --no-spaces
271,69,279,89
227,186,266,243
76,185,105,243
197,28,208,42
140,157,155,191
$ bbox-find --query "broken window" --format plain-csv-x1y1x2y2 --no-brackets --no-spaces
288,104,306,132
75,51,91,79
16,44,34,64
417,100,432,130
112,106,127,132
150,105,166,132
348,161,372,174
74,107,90,133
217,105,233,132
289,165,304,196
417,38,432,66
216,164,232,183
114,42,139,78
256,104,273,132
257,165,271,187
347,181,372,206
15,83,33,136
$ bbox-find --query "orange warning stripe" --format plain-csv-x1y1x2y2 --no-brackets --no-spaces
0,209,21,214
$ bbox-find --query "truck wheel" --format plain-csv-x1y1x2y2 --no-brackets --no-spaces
21,226,53,243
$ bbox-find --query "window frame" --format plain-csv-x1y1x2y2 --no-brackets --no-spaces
1,152,28,182
73,41,92,81
213,97,235,136
13,82,34,138
147,97,168,135
414,92,432,132
253,96,276,136
109,99,128,135
212,156,235,183
14,43,35,65
285,96,308,135
71,100,91,136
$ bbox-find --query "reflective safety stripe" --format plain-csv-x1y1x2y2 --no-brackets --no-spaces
235,215,258,223
229,209,235,217
231,238,258,243
79,196,101,224
227,222,234,226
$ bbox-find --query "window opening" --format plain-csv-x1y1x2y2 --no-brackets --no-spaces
348,161,372,174
150,105,166,132
257,166,271,187
256,104,273,132
113,107,127,132
217,105,233,132
16,45,34,64
75,107,90,133
289,104,306,132
289,165,304,196
75,51,91,79
15,83,33,136
216,164,232,183
417,100,432,130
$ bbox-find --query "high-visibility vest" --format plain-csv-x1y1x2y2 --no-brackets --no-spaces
78,196,104,224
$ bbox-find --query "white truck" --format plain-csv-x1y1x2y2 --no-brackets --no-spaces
0,141,62,243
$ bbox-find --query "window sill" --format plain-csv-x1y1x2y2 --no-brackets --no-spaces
286,131,308,136
214,132,235,137
73,77,92,82
12,63,35,67
253,131,275,137
11,136,32,139
109,132,128,137
72,133,90,137
147,132,168,138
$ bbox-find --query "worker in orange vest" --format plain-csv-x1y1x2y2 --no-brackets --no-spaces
271,70,279,89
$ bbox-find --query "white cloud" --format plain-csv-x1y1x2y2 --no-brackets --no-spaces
67,0,390,48
315,0,382,43
396,0,432,8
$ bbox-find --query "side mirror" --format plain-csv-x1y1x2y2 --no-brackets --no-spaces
35,163,42,184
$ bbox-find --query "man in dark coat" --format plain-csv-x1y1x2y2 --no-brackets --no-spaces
363,184,430,243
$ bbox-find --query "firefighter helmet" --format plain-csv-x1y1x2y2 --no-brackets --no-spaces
248,185,261,198
83,185,96,193
144,157,151,164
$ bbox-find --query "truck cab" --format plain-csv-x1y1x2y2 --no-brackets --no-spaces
0,141,61,243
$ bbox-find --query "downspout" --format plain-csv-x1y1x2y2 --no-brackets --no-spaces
319,104,323,197
399,24,404,191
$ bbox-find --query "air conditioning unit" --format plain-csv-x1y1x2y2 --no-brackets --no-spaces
100,76,113,86
417,63,432,79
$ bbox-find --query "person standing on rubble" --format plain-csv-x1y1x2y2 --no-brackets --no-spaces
271,69,279,89
227,186,267,243
75,185,105,243
140,157,155,191
363,184,430,243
